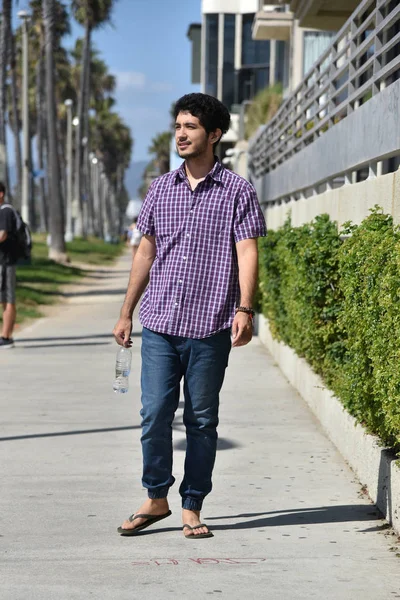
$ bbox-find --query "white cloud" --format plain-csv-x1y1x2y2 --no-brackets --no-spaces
116,71,173,93
116,71,147,90
150,81,174,93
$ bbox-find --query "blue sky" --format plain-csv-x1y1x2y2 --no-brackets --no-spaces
15,0,201,163
71,0,201,162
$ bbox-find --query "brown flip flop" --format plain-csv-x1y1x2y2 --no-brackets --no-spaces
183,523,214,539
117,510,172,536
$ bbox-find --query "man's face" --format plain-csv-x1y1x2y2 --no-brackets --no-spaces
175,111,216,159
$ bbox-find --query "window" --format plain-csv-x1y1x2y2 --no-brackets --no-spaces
223,15,236,109
205,14,218,97
275,41,287,85
235,66,269,104
242,14,270,66
303,31,335,75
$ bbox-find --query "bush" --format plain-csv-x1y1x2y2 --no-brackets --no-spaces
259,214,344,382
336,209,400,445
258,208,400,450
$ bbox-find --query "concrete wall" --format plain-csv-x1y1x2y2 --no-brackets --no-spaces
265,169,400,230
251,78,400,203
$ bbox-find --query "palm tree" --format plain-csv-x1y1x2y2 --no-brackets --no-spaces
8,28,22,205
148,131,171,175
138,161,154,199
26,0,48,231
91,107,132,234
245,84,283,140
70,40,121,235
71,0,115,237
29,0,72,232
0,0,12,195
42,0,67,261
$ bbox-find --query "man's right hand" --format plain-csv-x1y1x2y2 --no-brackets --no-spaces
113,316,133,347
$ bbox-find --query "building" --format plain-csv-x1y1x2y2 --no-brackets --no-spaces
252,2,336,95
248,0,400,229
187,24,202,84
220,2,350,176
187,0,288,150
282,0,360,30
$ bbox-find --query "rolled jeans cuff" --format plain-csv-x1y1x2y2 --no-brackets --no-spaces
182,497,203,511
147,487,169,499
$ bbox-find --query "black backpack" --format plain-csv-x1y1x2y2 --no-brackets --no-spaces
0,204,32,264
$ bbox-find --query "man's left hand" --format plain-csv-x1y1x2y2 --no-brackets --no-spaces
231,312,253,348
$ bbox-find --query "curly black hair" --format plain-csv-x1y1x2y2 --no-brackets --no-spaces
174,93,231,147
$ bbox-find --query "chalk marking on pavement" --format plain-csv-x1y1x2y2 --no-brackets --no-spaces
131,558,267,566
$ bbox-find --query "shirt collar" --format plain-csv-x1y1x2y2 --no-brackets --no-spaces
175,158,224,185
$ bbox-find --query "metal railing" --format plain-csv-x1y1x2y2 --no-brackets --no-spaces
249,0,400,180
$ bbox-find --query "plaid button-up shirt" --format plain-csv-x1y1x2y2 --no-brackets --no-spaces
136,160,266,339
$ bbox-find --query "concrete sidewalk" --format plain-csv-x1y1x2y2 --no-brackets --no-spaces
2,251,400,599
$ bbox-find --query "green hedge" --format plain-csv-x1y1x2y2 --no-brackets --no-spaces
259,208,400,450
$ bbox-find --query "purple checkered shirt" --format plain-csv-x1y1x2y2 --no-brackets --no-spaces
136,159,266,339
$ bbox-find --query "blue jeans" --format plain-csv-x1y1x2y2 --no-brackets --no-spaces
140,327,231,511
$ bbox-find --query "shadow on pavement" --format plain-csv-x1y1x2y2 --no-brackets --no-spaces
119,526,183,536
174,437,240,451
81,273,128,280
206,505,382,529
16,287,128,298
18,341,112,349
114,505,383,537
0,424,141,442
82,269,129,276
60,288,128,298
16,332,142,343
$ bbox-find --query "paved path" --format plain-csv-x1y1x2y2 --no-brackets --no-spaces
2,251,400,599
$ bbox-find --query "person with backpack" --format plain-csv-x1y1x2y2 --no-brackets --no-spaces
0,182,18,348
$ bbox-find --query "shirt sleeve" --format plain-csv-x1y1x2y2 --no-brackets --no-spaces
0,207,16,233
136,185,155,236
233,182,267,243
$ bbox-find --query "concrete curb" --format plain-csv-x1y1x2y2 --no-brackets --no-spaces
258,316,400,533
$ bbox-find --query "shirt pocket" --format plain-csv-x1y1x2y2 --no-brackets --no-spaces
194,202,233,237
154,210,182,241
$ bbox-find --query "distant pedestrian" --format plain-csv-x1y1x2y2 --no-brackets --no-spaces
113,93,266,539
0,182,17,349
128,219,142,260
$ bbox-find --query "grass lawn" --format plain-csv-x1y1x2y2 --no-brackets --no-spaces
4,234,124,324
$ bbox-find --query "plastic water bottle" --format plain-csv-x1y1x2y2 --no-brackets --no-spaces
113,346,132,394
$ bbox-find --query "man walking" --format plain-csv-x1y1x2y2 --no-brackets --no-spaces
0,183,17,349
113,93,266,538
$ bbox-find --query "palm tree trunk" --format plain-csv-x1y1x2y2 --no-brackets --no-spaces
115,165,124,234
56,116,67,212
9,30,22,205
0,0,11,195
83,50,94,236
74,19,91,237
28,133,36,230
36,48,48,232
43,0,67,261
